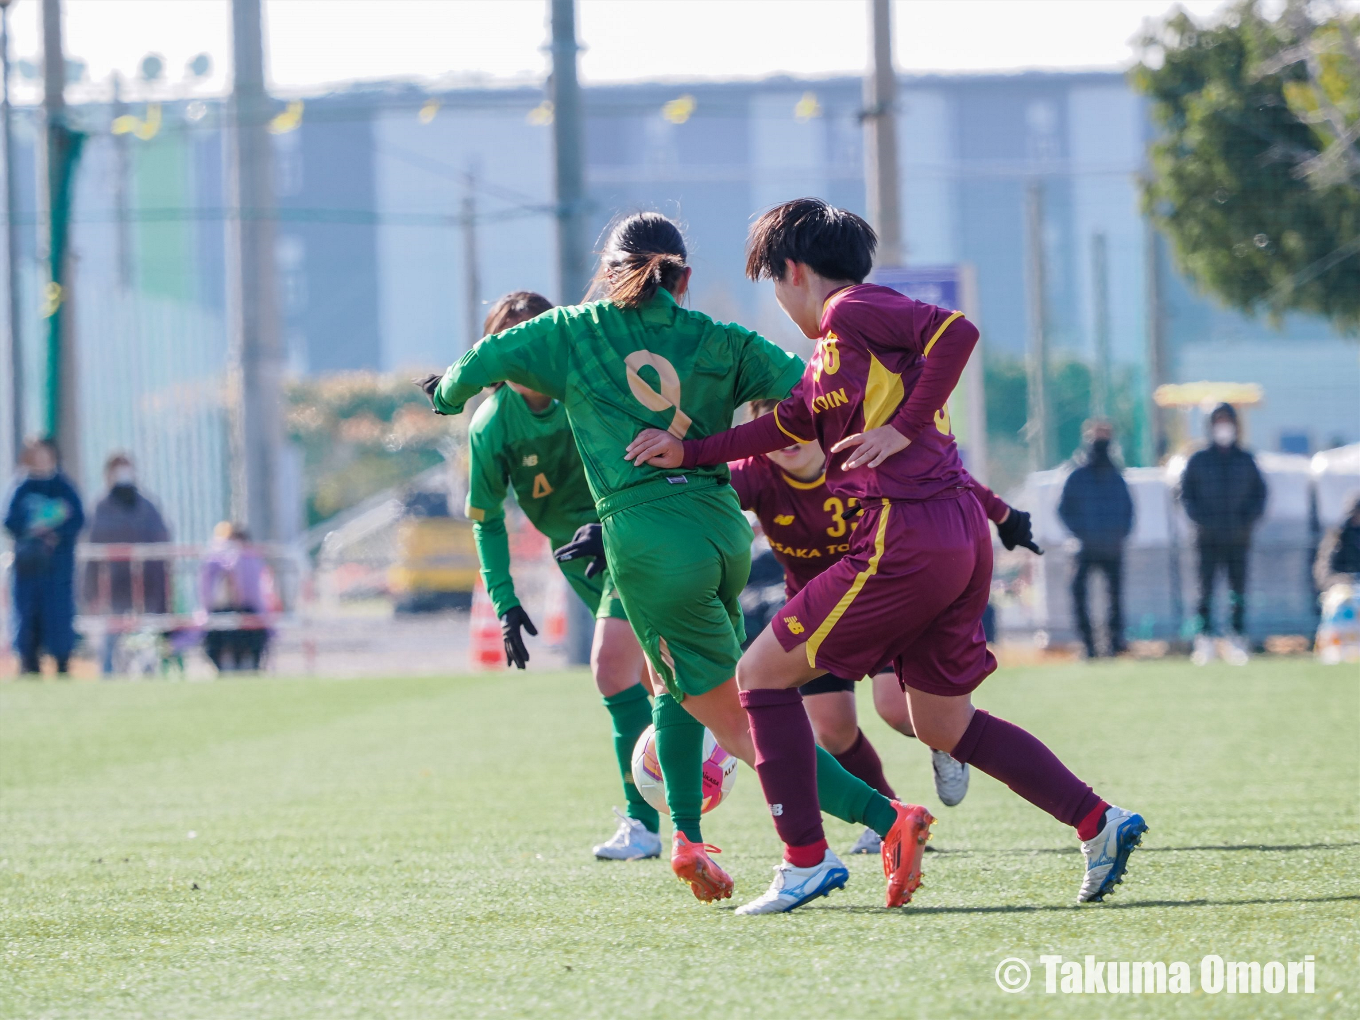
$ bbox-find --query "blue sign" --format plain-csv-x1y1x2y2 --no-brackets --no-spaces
871,265,960,310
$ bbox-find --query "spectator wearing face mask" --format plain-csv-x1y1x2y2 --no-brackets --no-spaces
86,454,171,674
1178,403,1267,665
4,437,85,675
1058,419,1135,658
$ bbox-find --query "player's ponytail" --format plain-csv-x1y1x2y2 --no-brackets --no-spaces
592,213,689,309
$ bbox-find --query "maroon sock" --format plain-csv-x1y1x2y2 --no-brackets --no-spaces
832,729,897,801
739,688,826,860
951,710,1103,829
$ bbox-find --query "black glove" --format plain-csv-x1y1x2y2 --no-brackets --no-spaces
414,373,447,415
553,523,607,578
996,508,1043,555
500,605,538,669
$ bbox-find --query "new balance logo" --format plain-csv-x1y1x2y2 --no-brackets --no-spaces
774,514,795,525
522,454,538,467
783,615,805,636
771,804,784,817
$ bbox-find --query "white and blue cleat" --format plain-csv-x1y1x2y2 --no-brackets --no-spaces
592,808,662,861
1077,805,1148,903
734,850,850,915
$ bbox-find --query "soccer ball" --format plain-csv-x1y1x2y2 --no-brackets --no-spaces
631,724,738,815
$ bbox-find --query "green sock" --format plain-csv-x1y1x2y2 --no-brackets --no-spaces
815,745,898,838
653,691,706,843
603,685,659,833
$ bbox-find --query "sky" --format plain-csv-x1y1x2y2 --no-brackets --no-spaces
0,0,1250,104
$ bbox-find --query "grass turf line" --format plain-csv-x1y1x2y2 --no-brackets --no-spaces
1,660,1356,1019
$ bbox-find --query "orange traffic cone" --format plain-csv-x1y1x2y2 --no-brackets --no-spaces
468,577,504,670
543,571,569,647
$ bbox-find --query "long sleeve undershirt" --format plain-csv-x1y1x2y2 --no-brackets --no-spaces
887,318,979,441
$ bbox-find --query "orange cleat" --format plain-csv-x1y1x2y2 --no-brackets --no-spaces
671,832,734,902
881,802,935,907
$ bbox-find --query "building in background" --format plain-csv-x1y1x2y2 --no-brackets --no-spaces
5,68,1355,542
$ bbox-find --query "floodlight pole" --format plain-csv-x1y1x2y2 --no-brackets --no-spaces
0,0,20,468
462,179,480,351
1091,231,1111,419
1024,181,1051,471
42,0,79,479
227,0,283,539
548,0,592,665
550,0,588,305
864,0,902,266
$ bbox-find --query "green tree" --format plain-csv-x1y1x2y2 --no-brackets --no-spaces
1134,0,1360,332
286,373,464,527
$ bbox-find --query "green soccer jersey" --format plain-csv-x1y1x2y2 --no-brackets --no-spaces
466,385,599,617
435,289,805,509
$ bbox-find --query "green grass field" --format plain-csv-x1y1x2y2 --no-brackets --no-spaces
1,659,1357,1019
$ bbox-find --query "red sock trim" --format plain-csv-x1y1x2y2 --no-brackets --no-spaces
1076,800,1110,841
784,839,829,869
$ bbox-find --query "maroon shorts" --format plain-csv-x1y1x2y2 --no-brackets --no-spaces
771,490,997,697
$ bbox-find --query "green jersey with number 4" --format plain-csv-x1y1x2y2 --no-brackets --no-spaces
467,384,623,619
435,289,804,508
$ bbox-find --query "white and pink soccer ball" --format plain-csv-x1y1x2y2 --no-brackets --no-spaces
631,724,738,815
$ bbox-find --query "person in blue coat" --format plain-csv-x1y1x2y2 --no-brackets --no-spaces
4,438,85,675
1059,419,1135,658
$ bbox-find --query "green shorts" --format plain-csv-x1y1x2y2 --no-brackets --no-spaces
601,483,752,701
556,555,628,622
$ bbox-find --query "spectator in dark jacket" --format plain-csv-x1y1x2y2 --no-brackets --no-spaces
1315,495,1360,592
86,453,171,674
1178,402,1267,664
1059,418,1135,658
4,438,85,675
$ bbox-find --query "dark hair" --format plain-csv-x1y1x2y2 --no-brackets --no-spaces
748,398,779,419
483,291,553,336
745,198,876,283
593,213,688,309
1210,402,1239,425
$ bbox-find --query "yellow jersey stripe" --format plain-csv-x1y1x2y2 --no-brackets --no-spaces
805,500,892,668
922,311,963,359
773,405,814,444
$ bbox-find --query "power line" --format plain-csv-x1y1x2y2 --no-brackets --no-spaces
0,204,551,228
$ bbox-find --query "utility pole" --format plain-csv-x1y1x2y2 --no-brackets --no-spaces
1090,232,1111,419
227,0,283,538
0,0,21,469
42,0,80,477
550,0,588,305
1024,181,1051,471
864,0,902,266
548,0,591,665
1144,220,1168,464
111,73,131,291
461,182,480,350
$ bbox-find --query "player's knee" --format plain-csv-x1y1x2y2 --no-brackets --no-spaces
810,716,858,755
874,693,913,737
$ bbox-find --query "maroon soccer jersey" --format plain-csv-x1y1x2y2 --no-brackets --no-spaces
728,455,862,597
731,452,1011,599
684,284,979,506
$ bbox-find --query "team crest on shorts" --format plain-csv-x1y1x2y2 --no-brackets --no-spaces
783,615,805,635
